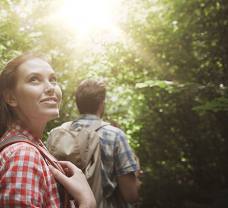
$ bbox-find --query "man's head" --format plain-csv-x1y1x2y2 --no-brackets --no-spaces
75,79,106,116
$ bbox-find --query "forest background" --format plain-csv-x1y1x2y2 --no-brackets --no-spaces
1,0,228,207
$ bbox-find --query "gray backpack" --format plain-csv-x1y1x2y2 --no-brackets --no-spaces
47,121,109,208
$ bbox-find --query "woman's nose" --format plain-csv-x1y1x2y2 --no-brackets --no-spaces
44,82,55,94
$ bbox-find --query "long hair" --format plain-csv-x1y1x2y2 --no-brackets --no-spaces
0,52,43,137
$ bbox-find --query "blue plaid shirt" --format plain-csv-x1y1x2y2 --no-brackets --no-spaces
72,114,138,207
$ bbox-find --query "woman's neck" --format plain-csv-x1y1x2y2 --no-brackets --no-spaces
14,120,46,140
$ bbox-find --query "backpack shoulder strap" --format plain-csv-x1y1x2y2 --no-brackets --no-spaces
0,137,25,151
87,120,110,132
0,136,63,172
60,121,74,130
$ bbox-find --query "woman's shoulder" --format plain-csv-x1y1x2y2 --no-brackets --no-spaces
0,141,42,163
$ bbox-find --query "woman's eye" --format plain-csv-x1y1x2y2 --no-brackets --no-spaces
50,77,57,84
29,76,40,83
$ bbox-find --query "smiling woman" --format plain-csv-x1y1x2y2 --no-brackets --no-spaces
0,53,65,207
12,58,62,125
0,53,96,208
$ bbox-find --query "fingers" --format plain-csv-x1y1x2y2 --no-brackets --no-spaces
49,163,96,208
58,161,83,174
49,165,70,187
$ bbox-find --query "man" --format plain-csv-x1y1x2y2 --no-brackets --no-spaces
70,79,140,207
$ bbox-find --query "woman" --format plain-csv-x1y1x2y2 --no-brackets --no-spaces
0,53,96,208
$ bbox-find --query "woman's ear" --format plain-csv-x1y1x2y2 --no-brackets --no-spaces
4,92,18,107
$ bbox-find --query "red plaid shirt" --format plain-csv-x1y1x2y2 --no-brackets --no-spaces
0,125,61,207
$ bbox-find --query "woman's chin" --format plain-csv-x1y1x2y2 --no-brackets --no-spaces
46,111,60,121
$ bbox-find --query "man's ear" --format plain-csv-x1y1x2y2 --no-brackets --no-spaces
97,100,105,117
4,92,18,107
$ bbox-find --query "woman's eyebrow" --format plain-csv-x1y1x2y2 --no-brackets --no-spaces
26,71,56,77
25,72,41,78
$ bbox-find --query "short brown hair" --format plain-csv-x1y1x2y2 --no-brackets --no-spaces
75,79,106,114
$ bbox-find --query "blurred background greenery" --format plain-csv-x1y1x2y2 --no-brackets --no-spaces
1,0,228,207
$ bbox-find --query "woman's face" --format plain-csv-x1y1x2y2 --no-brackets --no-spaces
9,58,62,124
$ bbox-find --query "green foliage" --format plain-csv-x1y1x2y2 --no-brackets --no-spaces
193,97,228,113
1,0,228,207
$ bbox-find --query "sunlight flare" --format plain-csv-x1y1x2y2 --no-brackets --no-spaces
52,0,124,41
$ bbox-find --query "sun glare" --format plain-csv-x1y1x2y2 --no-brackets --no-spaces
53,0,123,41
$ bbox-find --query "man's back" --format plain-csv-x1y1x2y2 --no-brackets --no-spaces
72,114,139,208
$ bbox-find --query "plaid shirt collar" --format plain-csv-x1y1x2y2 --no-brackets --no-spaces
77,114,101,120
1,124,41,145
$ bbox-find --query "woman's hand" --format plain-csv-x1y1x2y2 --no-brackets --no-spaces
49,161,96,208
